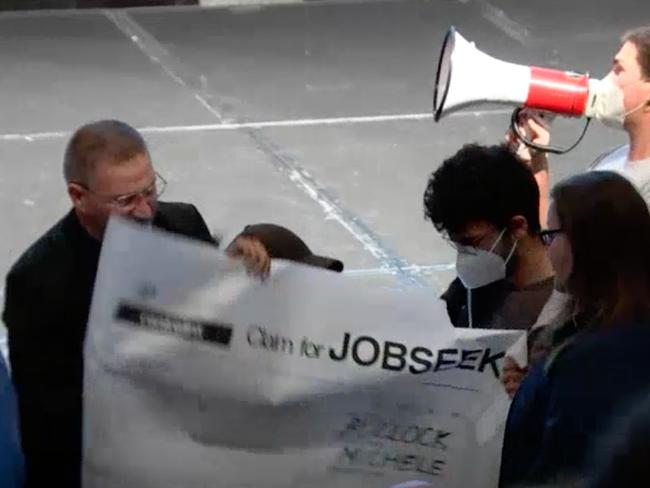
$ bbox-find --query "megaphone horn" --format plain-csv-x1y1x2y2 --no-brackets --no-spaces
433,27,598,122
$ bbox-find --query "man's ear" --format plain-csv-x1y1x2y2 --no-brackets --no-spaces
67,182,86,211
509,215,530,240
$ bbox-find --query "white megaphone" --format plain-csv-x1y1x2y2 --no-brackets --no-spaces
433,27,603,153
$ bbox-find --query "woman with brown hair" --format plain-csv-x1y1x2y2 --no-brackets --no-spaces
499,170,650,487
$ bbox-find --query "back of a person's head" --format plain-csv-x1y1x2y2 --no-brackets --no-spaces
63,119,149,185
551,171,650,325
423,144,540,236
622,26,650,79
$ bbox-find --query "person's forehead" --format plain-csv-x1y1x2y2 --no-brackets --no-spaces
90,153,155,191
614,41,640,67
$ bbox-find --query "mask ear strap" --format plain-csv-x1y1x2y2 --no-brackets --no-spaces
493,227,519,264
623,97,650,117
505,238,519,264
489,228,508,253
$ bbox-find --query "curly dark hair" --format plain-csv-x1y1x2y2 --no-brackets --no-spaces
423,144,541,236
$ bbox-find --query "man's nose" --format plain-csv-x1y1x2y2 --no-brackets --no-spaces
129,196,155,221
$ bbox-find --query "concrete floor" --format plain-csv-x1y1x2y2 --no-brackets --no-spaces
1,0,647,344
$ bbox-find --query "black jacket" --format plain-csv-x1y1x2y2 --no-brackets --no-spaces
442,277,554,330
2,202,216,488
499,320,650,486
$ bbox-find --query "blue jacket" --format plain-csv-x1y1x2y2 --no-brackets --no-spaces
499,321,650,486
0,353,24,488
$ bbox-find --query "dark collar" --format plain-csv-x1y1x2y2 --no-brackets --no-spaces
61,209,102,257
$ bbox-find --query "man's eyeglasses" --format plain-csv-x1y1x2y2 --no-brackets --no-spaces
83,173,167,209
538,228,563,246
442,231,499,255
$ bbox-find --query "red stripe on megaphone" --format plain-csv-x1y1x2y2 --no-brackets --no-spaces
526,67,591,116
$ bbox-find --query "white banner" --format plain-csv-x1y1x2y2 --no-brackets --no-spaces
83,219,521,488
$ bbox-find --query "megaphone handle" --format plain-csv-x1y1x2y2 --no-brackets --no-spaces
510,107,591,155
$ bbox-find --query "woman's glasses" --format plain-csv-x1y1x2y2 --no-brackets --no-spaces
538,228,564,246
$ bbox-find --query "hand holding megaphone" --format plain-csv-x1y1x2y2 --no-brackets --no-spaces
506,109,553,163
433,27,619,154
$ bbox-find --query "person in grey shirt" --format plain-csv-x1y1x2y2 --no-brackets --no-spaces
508,26,650,211
590,144,650,202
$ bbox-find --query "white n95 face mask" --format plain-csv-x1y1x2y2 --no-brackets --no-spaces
455,228,517,290
455,229,518,328
592,74,648,130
